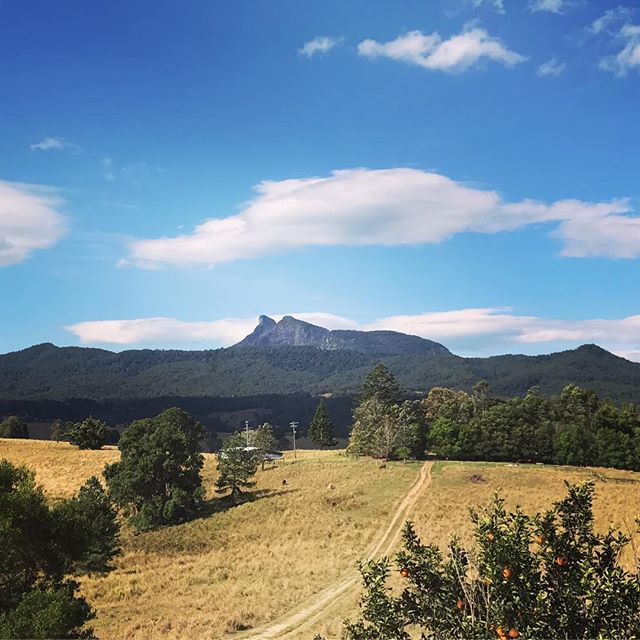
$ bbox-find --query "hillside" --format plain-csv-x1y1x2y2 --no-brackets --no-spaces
2,317,640,431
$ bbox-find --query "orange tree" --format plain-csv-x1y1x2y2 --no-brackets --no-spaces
342,483,640,640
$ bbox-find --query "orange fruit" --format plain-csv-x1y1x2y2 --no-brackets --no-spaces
555,556,568,567
508,629,520,638
502,566,513,579
456,599,465,610
486,532,495,541
496,627,507,639
400,568,409,578
535,534,544,544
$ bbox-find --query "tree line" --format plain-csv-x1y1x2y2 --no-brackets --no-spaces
345,364,640,471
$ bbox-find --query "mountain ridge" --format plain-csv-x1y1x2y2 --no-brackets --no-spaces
1,316,640,405
233,314,451,355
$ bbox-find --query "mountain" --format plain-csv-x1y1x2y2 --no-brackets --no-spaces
233,315,450,356
2,319,640,432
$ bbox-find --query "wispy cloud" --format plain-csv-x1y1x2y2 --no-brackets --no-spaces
299,36,342,58
471,0,506,15
530,0,566,14
599,23,640,76
589,6,635,35
357,27,526,72
537,57,566,76
30,136,80,152
123,167,635,269
65,308,640,361
0,180,67,266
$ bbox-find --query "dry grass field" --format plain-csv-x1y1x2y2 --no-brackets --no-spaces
299,460,640,640
4,438,640,640
0,438,419,639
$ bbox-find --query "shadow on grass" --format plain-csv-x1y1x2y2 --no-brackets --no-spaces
199,487,299,518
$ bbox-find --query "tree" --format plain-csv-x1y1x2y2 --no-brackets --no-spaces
50,419,68,443
216,432,259,504
308,400,337,450
52,477,120,574
348,398,418,460
65,417,108,450
248,423,278,470
0,416,29,439
0,459,120,638
361,363,403,406
343,482,640,640
104,408,205,531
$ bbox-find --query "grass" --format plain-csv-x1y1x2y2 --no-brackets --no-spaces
4,438,640,639
0,439,419,639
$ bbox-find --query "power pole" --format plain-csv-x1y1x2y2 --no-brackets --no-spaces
245,420,250,447
290,421,298,459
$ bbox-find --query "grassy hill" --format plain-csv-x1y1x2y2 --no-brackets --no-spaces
3,439,640,639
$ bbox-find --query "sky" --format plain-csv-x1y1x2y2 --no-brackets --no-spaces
1,0,640,359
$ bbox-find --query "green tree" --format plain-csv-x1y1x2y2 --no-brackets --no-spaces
65,417,108,450
216,432,259,504
343,482,640,640
0,459,119,638
308,400,337,450
50,419,68,443
52,477,120,574
361,363,403,406
104,408,205,531
0,416,29,439
348,398,417,460
248,423,278,469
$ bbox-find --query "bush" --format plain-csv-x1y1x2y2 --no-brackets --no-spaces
52,477,120,574
344,482,640,639
216,432,259,504
0,415,29,439
0,459,119,638
104,408,205,531
65,417,108,450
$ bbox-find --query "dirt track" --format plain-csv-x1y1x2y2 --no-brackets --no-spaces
239,461,433,640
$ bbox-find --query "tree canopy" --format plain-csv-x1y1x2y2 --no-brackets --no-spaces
0,416,29,439
104,407,205,531
65,417,109,450
0,459,119,638
216,432,259,504
308,400,337,449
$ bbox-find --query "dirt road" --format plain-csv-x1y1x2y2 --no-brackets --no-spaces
239,460,433,640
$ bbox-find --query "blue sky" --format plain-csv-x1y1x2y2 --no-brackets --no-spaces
1,0,639,358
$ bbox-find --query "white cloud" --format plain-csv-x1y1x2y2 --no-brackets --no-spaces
124,167,636,268
471,0,506,15
589,7,635,35
299,36,342,58
599,23,640,76
357,28,526,72
0,181,67,266
30,136,79,152
537,57,566,76
530,0,565,14
65,308,640,361
102,157,116,182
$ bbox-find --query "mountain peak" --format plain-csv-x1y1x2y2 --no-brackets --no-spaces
233,315,450,356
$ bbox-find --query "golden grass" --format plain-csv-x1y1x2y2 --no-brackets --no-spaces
5,438,640,640
0,438,119,498
0,438,419,639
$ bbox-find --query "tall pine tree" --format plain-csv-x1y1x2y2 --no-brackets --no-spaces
308,400,337,450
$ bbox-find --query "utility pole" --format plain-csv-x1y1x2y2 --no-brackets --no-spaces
290,421,298,459
245,420,250,447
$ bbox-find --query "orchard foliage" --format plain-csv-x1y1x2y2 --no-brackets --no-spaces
345,482,640,640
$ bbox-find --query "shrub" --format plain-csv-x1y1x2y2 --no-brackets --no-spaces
0,415,29,439
65,417,108,450
344,482,640,640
